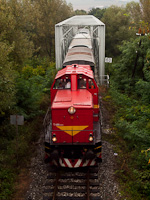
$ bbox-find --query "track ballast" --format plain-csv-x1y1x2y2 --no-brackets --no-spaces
43,166,101,200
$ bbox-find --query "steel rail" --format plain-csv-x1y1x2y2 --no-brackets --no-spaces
86,168,90,200
52,171,60,200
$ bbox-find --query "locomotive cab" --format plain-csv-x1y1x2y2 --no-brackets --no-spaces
45,64,101,167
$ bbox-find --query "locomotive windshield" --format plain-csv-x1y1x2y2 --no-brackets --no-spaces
53,77,71,89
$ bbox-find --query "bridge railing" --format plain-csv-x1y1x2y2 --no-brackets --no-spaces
99,75,110,87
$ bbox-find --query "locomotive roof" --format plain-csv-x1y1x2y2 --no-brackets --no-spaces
63,47,95,66
55,65,94,80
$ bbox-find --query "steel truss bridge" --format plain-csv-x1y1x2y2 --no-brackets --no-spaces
55,15,107,85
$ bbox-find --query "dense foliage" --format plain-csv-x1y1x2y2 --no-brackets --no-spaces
0,0,72,199
103,7,132,56
108,35,150,199
88,7,106,19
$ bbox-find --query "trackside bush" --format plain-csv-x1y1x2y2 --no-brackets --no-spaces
109,35,150,199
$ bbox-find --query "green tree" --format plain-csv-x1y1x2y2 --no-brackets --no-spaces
126,1,141,31
110,36,150,93
88,8,106,20
140,0,150,24
0,0,34,67
74,9,87,15
15,60,57,119
31,0,73,59
102,6,135,57
0,41,16,118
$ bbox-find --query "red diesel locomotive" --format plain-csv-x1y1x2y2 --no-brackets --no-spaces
44,30,102,168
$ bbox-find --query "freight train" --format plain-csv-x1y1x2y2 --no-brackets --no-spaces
44,29,102,168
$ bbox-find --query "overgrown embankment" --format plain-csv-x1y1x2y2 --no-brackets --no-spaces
104,35,150,200
0,1,73,199
0,59,57,200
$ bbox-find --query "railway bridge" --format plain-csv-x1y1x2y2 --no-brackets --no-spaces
55,15,107,85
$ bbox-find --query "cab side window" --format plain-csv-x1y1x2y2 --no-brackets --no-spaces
88,79,95,89
78,75,87,89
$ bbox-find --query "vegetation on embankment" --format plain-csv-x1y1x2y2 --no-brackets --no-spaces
103,35,150,200
0,0,71,199
100,2,150,198
0,59,57,200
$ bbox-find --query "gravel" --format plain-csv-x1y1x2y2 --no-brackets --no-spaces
98,140,122,200
25,134,49,200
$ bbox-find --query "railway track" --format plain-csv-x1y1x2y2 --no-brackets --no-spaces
43,166,101,200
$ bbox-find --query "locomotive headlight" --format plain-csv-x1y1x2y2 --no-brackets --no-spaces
68,106,76,114
52,134,57,142
89,133,93,142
